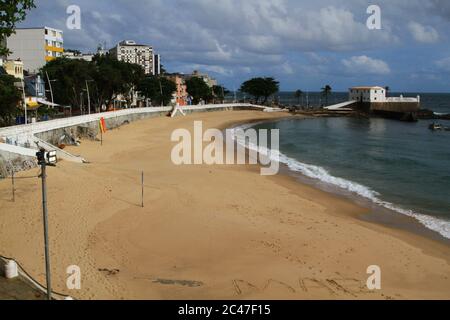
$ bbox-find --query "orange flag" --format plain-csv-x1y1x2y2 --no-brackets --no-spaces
99,117,107,133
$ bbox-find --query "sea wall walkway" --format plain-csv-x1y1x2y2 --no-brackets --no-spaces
0,103,266,166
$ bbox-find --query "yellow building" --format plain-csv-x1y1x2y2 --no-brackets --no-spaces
6,27,64,73
3,59,24,80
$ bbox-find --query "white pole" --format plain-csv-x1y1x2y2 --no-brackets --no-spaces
21,79,27,124
86,80,91,115
306,92,309,108
159,80,163,107
45,71,54,108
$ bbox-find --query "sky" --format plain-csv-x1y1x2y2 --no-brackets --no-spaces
18,0,450,92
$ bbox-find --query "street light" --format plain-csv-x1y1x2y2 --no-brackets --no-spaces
36,146,57,300
45,72,57,109
85,80,94,115
159,79,163,107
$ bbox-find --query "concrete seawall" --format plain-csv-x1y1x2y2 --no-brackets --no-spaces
0,104,267,176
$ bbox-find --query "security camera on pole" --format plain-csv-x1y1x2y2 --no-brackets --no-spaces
36,146,57,300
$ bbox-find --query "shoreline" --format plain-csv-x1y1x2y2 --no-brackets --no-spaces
227,116,450,245
225,116,450,255
0,110,449,300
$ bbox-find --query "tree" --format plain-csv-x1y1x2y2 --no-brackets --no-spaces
212,85,230,103
41,54,146,113
118,60,146,107
41,58,94,112
138,76,176,106
321,85,332,106
185,77,212,105
0,0,36,56
0,74,21,126
294,89,303,105
240,77,279,104
90,54,144,110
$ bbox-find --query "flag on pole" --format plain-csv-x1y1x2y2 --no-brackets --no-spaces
99,117,107,133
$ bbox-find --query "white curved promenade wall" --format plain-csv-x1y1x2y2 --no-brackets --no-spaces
0,103,264,155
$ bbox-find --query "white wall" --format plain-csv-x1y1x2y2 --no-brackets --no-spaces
7,29,46,73
349,88,386,103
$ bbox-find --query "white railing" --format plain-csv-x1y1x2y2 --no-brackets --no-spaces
0,103,264,145
386,97,420,103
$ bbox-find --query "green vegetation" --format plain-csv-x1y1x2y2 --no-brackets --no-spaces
41,58,94,110
240,77,279,104
294,89,303,105
212,85,230,103
138,76,176,106
0,74,21,126
0,0,36,56
41,55,146,113
185,77,212,105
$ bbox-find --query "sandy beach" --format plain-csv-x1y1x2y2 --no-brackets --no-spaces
0,110,449,300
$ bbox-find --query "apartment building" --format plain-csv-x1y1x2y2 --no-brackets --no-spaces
6,27,64,73
110,40,161,75
110,40,151,75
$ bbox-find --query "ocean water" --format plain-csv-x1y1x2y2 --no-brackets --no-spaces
248,104,450,239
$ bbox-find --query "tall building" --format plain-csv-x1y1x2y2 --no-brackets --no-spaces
6,27,64,73
110,40,154,75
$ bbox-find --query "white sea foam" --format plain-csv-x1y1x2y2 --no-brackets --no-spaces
230,123,450,240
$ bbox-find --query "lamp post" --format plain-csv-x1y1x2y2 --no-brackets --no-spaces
45,72,57,108
21,79,27,124
36,147,57,300
85,80,94,115
159,79,163,107
80,91,84,115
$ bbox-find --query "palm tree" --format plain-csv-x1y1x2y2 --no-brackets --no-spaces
294,90,303,105
321,85,332,106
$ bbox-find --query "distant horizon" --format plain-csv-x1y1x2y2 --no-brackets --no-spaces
239,90,450,94
18,0,450,93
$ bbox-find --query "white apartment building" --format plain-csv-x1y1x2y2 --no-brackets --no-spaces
7,27,64,73
109,40,160,75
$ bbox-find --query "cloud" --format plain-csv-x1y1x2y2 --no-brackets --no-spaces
15,0,450,91
342,56,391,75
435,57,450,72
408,21,439,43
